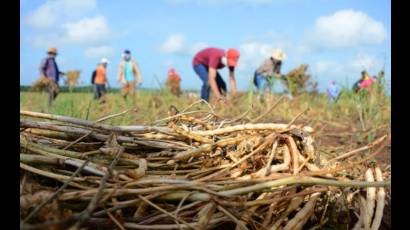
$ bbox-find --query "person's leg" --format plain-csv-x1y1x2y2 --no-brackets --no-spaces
93,84,98,100
53,83,59,100
122,83,128,99
254,73,267,101
265,78,274,103
261,77,270,97
215,72,227,96
129,81,135,103
254,73,265,91
194,64,211,101
48,85,54,107
266,77,273,95
96,84,102,99
100,85,107,103
129,81,135,97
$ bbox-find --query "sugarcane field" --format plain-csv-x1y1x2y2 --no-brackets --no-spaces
20,1,391,229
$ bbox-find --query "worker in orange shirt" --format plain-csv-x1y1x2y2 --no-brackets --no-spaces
94,58,110,103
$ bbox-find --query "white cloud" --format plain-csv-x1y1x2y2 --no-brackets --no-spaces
27,15,117,48
309,9,387,48
25,3,57,28
61,16,113,45
160,34,186,53
25,0,97,29
84,46,115,59
237,41,274,71
58,0,97,13
347,53,383,74
159,35,208,56
190,42,208,54
29,35,54,48
312,53,384,87
314,60,337,75
167,0,278,5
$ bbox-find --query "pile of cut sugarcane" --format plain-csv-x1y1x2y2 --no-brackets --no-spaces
20,107,390,230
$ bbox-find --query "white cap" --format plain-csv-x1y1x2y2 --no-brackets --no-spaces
100,58,109,64
271,49,287,61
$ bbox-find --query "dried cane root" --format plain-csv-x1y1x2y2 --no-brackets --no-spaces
270,195,304,230
370,167,385,230
283,192,321,230
352,195,368,230
196,201,217,229
365,168,376,229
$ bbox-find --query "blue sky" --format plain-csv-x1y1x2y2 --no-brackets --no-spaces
20,0,391,92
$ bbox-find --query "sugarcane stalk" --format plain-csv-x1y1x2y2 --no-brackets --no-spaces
191,123,312,136
21,110,172,134
21,120,187,150
20,154,105,176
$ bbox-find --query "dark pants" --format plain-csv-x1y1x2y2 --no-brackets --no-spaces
95,84,106,99
193,64,226,101
92,84,98,100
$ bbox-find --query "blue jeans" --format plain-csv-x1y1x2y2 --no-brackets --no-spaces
193,64,226,101
254,71,272,96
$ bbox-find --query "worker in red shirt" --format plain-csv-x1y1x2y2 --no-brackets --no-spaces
192,47,240,102
166,68,181,96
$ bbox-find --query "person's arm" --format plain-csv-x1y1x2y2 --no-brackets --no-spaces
271,61,283,78
103,67,110,88
208,67,224,101
105,74,110,88
117,63,124,83
229,67,237,95
133,61,142,85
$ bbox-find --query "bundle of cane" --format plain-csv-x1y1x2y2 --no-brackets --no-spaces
32,77,59,93
20,106,390,230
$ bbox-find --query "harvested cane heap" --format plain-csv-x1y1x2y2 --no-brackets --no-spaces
20,107,390,230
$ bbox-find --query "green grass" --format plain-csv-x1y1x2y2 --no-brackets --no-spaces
20,89,390,133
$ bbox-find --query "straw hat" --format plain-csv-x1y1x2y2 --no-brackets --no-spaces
271,49,287,61
47,47,58,55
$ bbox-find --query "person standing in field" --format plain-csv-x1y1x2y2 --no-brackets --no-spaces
353,70,375,94
94,58,110,103
192,47,240,103
117,50,142,102
39,47,64,107
166,68,181,96
327,81,341,102
91,68,98,100
358,71,375,94
253,49,286,101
